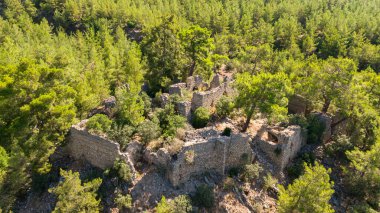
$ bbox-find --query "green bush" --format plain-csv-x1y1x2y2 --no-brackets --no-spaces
192,107,210,128
241,163,263,182
157,105,186,138
307,114,326,144
288,114,308,129
222,127,232,136
86,114,112,134
140,91,152,116
107,123,134,150
325,135,353,158
156,196,171,213
114,192,132,210
113,159,133,184
286,153,315,180
193,184,215,208
228,167,241,177
216,96,235,118
137,119,161,144
169,195,193,213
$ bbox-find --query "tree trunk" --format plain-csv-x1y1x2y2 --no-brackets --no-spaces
322,96,331,113
242,106,255,132
189,60,196,77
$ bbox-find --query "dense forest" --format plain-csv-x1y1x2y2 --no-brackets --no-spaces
0,0,380,212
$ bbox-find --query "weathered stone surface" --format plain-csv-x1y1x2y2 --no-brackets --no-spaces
126,141,143,165
256,125,305,170
312,112,332,142
145,127,253,186
167,133,253,186
191,86,225,110
186,75,204,91
176,101,192,121
288,95,308,115
67,121,136,178
169,83,187,96
160,93,170,108
210,74,224,89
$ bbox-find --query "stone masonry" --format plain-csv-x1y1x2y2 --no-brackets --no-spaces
145,128,253,186
169,83,187,96
67,120,136,177
256,125,306,170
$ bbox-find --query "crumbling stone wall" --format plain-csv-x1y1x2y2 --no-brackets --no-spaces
176,101,192,121
145,131,253,186
256,125,305,170
169,83,187,96
67,122,136,177
191,85,226,110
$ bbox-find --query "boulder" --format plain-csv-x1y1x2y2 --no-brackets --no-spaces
288,95,308,115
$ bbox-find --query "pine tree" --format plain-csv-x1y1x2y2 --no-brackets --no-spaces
278,163,335,213
49,169,102,212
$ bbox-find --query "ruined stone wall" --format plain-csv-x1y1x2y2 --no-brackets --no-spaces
191,83,227,110
166,133,253,186
67,124,136,176
256,126,305,170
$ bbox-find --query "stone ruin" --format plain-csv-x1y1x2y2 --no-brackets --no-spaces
88,96,116,118
66,120,137,178
256,125,306,170
163,74,234,121
144,127,254,186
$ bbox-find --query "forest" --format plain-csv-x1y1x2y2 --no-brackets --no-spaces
0,0,379,212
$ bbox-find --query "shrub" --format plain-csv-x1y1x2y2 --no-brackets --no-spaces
263,173,278,193
228,167,241,177
325,135,353,158
140,91,152,116
156,196,171,213
86,114,112,134
193,184,215,208
286,153,315,180
107,123,134,150
307,114,326,144
157,105,186,137
216,96,235,118
114,192,132,210
222,127,232,136
168,195,192,213
288,114,308,129
192,107,210,128
241,163,263,182
113,159,133,184
137,119,161,144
